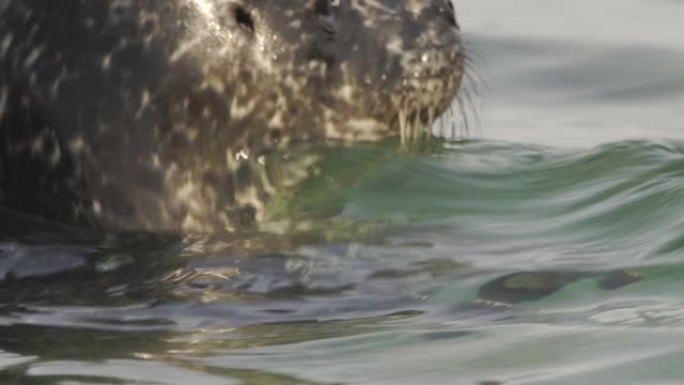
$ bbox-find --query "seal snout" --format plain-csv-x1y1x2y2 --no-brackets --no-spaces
292,0,466,141
389,0,465,126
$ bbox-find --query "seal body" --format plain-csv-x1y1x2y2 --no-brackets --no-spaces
0,0,464,232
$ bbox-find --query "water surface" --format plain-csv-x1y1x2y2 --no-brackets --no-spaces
2,1,684,384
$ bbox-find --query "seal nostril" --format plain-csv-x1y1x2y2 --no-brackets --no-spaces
234,6,254,32
445,1,458,28
446,12,457,28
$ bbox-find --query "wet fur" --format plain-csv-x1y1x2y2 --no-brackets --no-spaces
0,0,464,232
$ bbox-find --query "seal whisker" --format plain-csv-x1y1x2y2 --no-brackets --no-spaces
458,69,486,138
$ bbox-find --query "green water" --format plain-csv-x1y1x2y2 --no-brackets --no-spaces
2,139,684,384
3,0,684,383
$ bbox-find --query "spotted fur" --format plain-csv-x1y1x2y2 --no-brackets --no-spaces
0,0,464,232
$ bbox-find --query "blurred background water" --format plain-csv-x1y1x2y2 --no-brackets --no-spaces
459,0,684,147
2,0,684,384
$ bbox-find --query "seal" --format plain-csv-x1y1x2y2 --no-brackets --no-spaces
0,0,464,233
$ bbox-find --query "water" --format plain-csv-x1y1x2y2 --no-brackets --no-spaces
458,0,684,148
2,0,684,384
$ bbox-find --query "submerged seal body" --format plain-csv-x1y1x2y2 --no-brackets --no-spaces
0,0,464,232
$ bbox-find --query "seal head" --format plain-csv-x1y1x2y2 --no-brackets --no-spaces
0,0,464,232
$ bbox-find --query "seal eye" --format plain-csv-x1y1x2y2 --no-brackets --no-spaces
314,0,331,16
314,0,339,16
234,6,255,32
